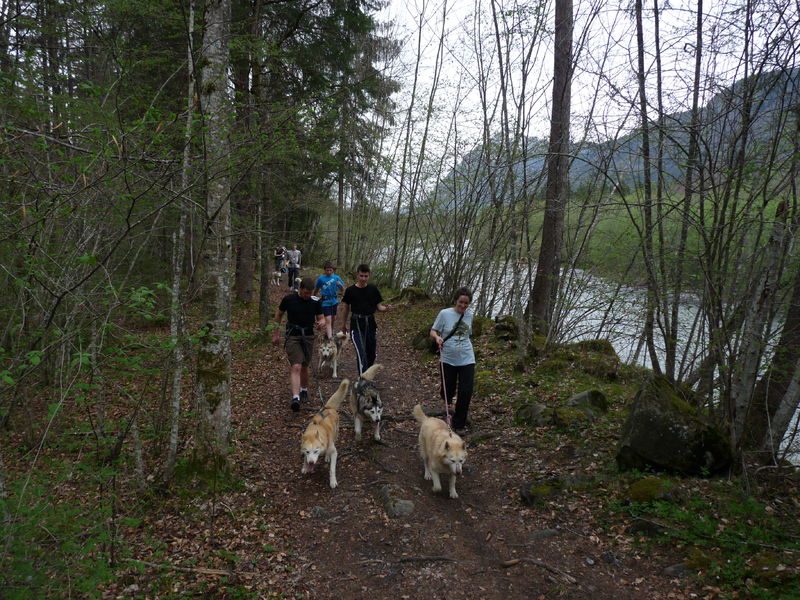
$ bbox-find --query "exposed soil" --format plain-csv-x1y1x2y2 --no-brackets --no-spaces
105,285,703,599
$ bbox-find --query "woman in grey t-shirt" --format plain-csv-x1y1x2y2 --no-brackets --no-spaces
430,287,475,434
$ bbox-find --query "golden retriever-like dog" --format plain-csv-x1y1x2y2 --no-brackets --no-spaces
413,404,467,499
350,363,383,441
301,379,349,489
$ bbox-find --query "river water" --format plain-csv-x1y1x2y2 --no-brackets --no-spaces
482,266,799,461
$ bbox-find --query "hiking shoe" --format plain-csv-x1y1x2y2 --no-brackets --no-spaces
454,427,469,436
290,397,300,412
299,389,309,404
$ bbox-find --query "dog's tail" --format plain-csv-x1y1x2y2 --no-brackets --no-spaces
326,379,350,410
413,404,427,423
360,363,383,382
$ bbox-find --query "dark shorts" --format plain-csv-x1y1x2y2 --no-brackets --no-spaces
285,335,315,366
322,304,338,317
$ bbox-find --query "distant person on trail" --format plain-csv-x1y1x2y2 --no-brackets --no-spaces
430,287,475,435
273,277,325,412
286,244,302,291
274,245,286,272
314,261,346,340
340,263,393,377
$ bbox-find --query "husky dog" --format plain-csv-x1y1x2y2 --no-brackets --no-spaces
413,404,467,499
350,364,383,442
318,331,346,379
293,276,302,292
301,379,349,489
271,270,282,285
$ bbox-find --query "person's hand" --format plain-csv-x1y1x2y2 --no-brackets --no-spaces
434,334,443,350
384,304,394,312
272,329,281,346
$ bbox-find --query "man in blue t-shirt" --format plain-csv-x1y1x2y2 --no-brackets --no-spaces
313,261,346,339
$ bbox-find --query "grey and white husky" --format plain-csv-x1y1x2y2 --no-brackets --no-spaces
350,363,384,441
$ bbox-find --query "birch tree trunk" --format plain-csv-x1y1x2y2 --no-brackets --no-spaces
528,0,572,334
162,0,195,484
193,0,233,468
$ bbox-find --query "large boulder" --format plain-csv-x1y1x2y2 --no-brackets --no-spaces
616,376,731,475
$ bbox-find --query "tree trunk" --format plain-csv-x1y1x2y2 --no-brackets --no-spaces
668,0,703,382
163,0,195,484
528,0,572,334
744,250,800,453
193,0,233,468
730,203,790,448
761,356,800,461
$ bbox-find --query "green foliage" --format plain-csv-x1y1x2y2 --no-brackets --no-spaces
0,462,120,597
615,484,800,597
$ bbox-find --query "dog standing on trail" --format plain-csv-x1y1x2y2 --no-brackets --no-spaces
413,404,467,499
301,379,349,489
350,363,383,441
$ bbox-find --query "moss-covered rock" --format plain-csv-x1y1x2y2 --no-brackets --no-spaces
616,375,732,475
566,389,609,417
552,406,590,428
494,315,518,341
626,476,673,502
515,402,552,427
571,338,617,355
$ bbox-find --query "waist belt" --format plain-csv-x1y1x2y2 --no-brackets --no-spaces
286,324,314,336
351,313,375,319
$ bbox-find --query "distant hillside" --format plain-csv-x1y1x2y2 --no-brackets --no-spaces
436,67,800,206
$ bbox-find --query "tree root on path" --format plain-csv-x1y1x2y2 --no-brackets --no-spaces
500,557,577,584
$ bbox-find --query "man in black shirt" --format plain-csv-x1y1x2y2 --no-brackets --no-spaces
273,277,325,411
340,264,393,376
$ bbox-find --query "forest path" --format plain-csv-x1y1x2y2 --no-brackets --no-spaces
121,284,695,599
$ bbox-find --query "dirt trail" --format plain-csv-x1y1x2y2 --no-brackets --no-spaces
114,285,699,598
210,287,696,599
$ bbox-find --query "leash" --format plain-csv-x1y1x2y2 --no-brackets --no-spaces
353,313,371,376
310,333,326,407
439,354,452,429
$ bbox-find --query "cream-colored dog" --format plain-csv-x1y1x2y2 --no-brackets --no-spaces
349,363,383,441
301,379,349,488
413,404,467,498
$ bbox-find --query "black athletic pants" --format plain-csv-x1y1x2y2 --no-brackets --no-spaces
439,362,475,430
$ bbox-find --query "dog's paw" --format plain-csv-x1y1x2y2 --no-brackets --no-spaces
424,470,432,481
330,478,338,489
301,464,308,474
432,483,442,493
449,489,459,499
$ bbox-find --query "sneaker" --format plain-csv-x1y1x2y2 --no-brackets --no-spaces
299,389,309,404
290,397,300,412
